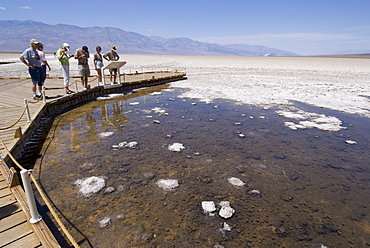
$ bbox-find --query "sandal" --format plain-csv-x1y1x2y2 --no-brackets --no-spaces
66,90,74,94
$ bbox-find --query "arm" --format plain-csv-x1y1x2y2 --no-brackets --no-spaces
44,60,51,71
57,50,65,61
19,56,34,69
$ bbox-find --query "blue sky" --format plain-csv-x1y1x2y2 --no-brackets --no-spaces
1,0,369,55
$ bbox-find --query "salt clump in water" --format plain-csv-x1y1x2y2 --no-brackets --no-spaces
227,177,246,187
277,107,346,132
75,176,105,197
150,92,162,96
202,201,216,214
99,132,114,138
156,179,179,190
219,201,235,219
346,140,357,145
152,107,166,114
99,217,111,228
97,93,124,100
168,143,185,152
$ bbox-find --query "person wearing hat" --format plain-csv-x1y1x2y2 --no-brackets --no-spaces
103,45,120,84
56,43,75,94
75,45,90,90
19,39,43,100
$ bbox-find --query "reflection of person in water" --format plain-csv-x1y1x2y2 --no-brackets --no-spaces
70,121,83,153
85,112,98,144
99,103,130,133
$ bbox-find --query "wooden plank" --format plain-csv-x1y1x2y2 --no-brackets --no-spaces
0,178,9,189
0,194,16,208
0,210,27,232
0,187,12,198
2,232,41,248
0,222,33,247
0,202,22,219
11,186,61,248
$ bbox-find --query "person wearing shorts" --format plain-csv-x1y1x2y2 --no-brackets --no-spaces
94,46,104,84
103,45,120,84
75,46,90,90
38,43,51,95
19,39,43,100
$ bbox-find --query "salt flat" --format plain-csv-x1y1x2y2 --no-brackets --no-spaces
1,53,369,118
123,55,370,118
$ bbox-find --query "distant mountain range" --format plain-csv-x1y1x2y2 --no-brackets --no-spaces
0,20,299,56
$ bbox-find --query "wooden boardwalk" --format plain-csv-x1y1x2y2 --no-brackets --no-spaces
0,71,186,247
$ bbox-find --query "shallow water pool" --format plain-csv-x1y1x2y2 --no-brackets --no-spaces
36,85,370,248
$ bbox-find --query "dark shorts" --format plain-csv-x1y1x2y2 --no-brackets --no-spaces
109,68,118,73
28,67,43,86
40,65,47,83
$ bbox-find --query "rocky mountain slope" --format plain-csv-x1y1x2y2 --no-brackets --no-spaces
0,20,298,56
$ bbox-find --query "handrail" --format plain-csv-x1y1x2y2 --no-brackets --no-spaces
0,136,80,248
0,101,28,131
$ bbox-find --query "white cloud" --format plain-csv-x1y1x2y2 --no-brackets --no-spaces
0,7,6,10
19,6,32,10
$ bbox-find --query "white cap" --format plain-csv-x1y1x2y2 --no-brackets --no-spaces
62,43,70,51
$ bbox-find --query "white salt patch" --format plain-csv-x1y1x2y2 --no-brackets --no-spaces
219,205,235,219
99,132,114,138
115,141,138,149
97,93,124,100
156,179,179,190
278,107,346,132
126,141,138,148
150,92,162,95
227,177,246,187
222,222,232,231
168,143,185,152
99,217,111,228
152,107,166,114
219,201,231,207
202,201,216,214
75,176,105,197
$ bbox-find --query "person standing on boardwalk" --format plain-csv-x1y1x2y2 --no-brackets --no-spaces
103,45,120,84
19,39,43,100
37,43,51,96
75,46,90,90
94,46,104,85
56,43,74,94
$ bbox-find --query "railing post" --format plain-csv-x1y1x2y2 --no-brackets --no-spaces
20,169,42,224
24,99,31,122
42,86,46,103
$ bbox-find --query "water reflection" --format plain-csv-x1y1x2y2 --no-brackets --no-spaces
35,85,370,248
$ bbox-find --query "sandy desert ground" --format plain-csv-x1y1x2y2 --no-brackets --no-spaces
1,53,369,121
